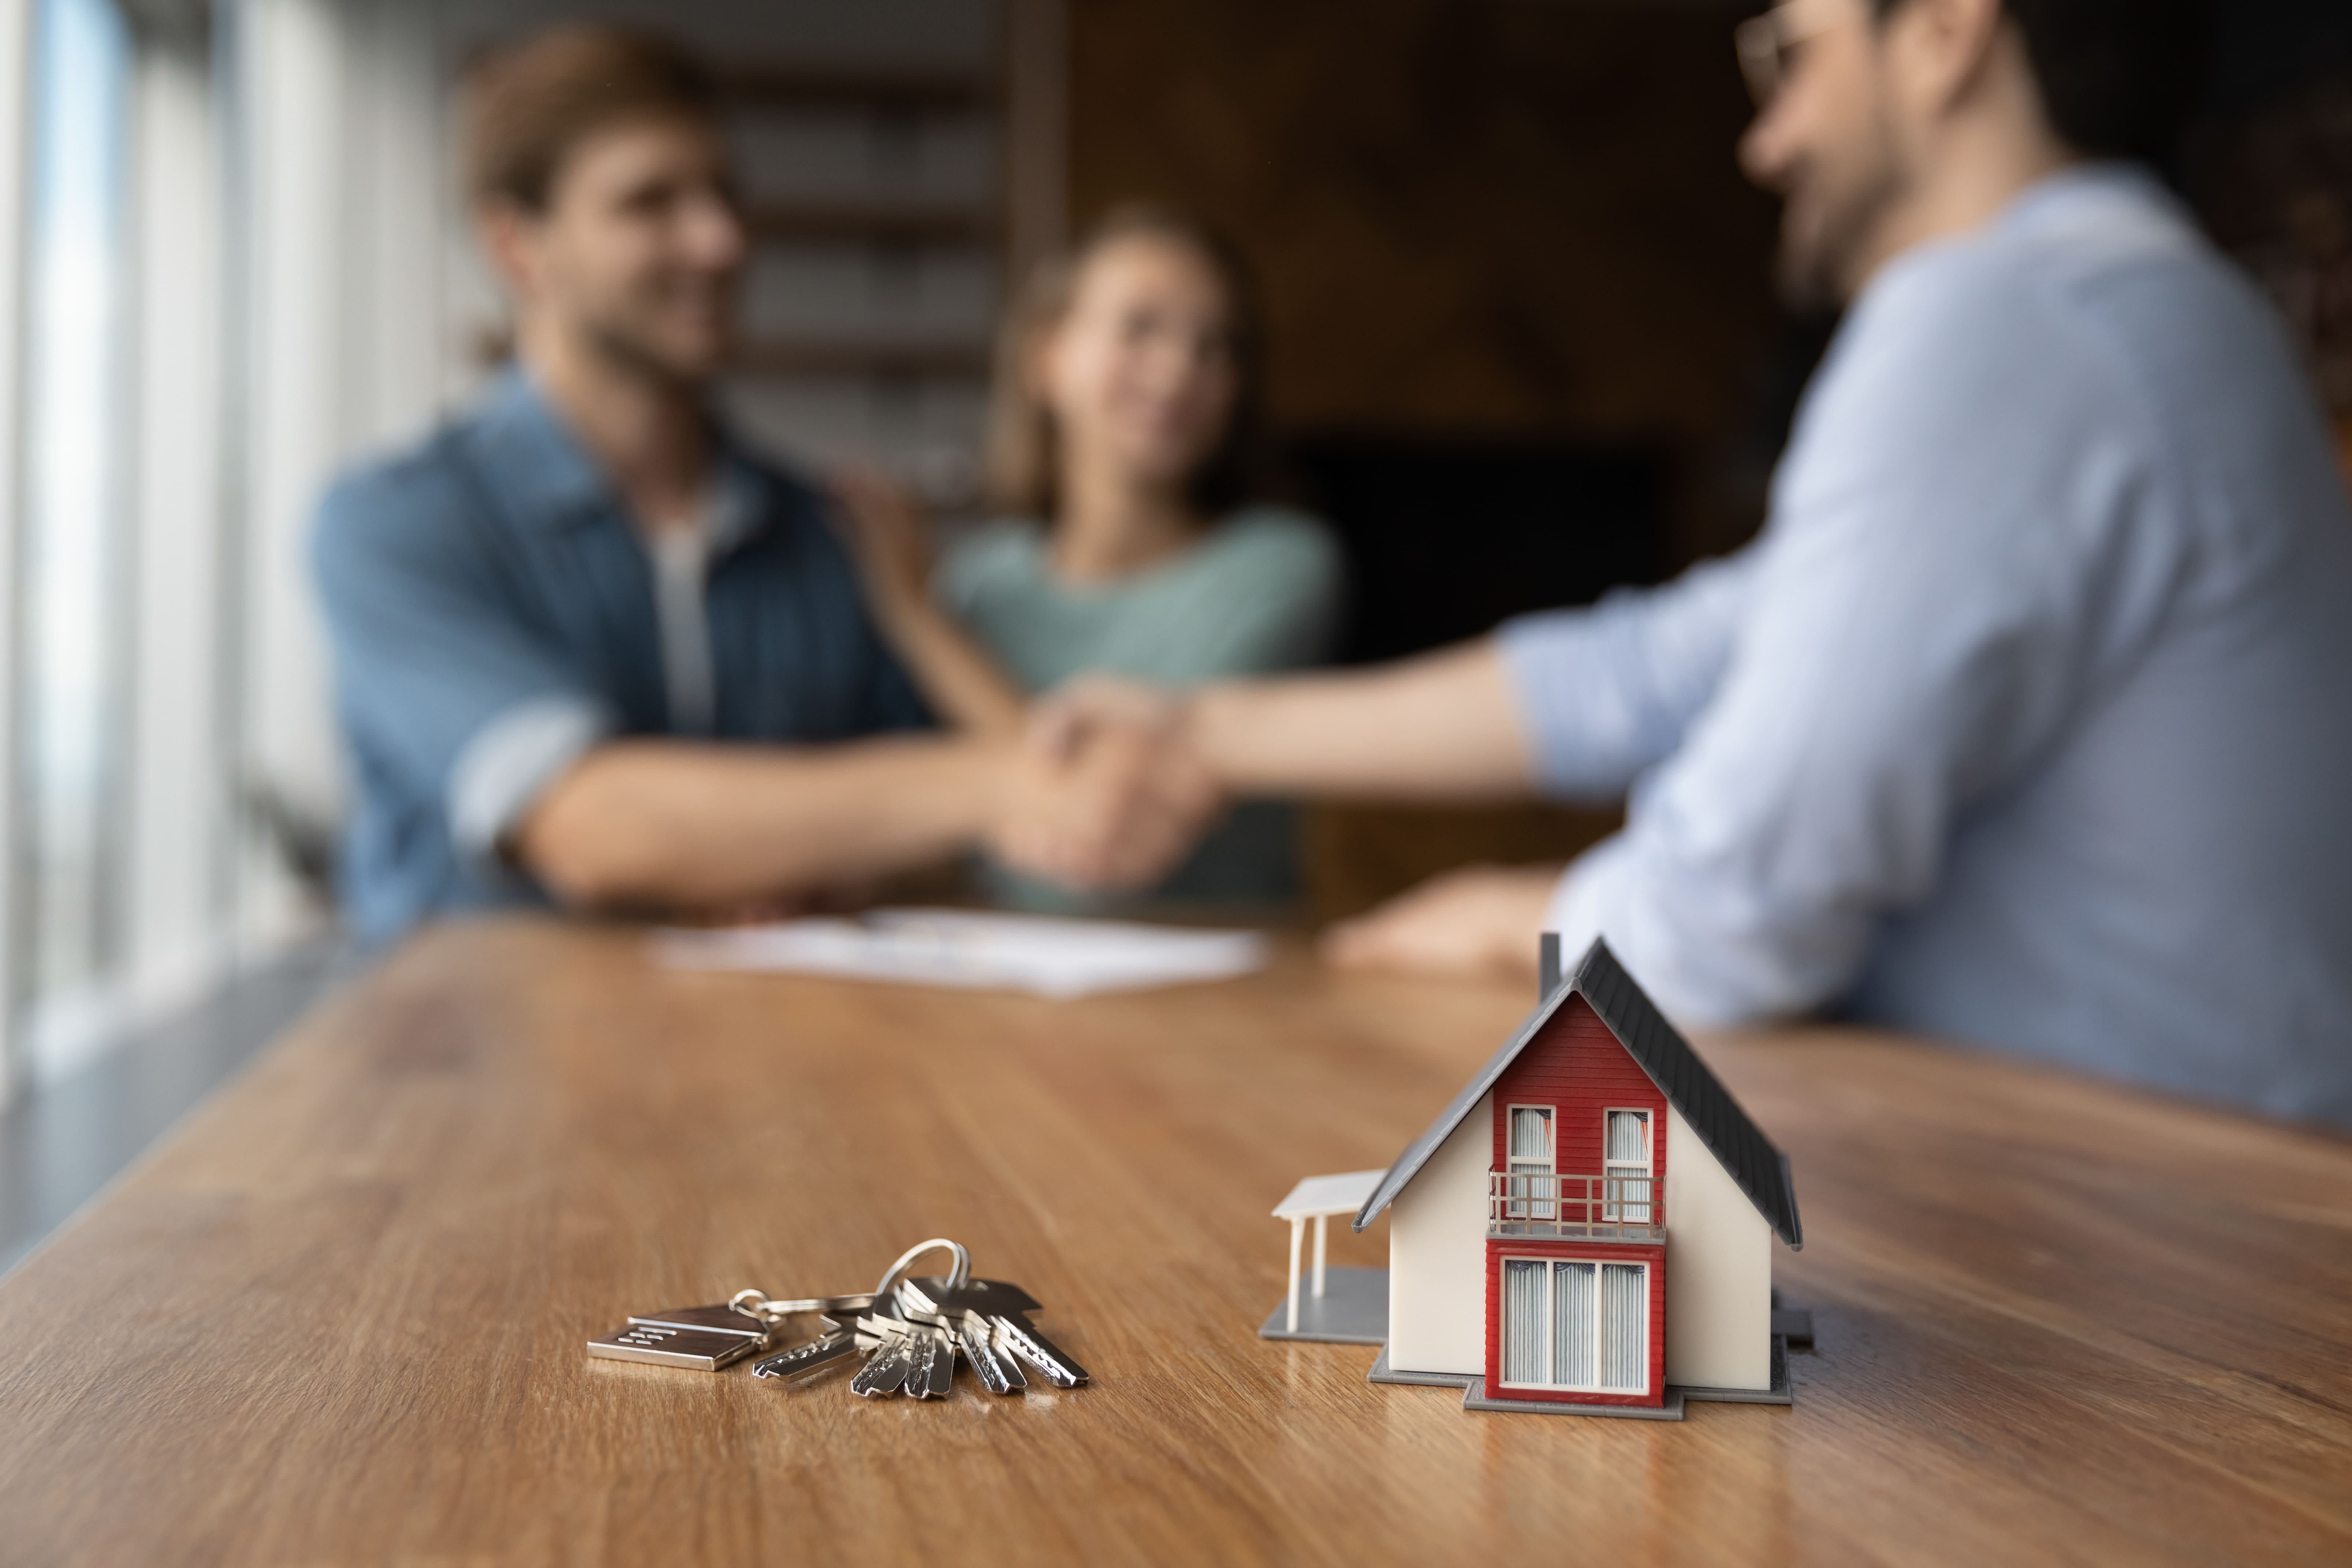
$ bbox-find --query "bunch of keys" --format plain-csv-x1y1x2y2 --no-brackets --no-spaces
586,1238,1089,1401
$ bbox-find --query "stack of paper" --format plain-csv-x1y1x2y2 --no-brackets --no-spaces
652,906,1270,999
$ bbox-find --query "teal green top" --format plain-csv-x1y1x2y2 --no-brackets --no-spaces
938,505,1344,909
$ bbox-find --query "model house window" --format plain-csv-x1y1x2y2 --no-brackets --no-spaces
1507,1106,1554,1219
1500,1258,1648,1393
1604,1109,1652,1223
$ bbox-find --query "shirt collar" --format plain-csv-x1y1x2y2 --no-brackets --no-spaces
704,433,768,555
1991,159,2192,247
467,364,775,554
467,365,611,532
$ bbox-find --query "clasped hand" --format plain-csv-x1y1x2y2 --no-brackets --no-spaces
989,677,1220,893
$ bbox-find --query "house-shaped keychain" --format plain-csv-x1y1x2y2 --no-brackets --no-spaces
1263,934,1804,1419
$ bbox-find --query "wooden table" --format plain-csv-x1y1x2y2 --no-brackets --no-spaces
2,919,2349,1566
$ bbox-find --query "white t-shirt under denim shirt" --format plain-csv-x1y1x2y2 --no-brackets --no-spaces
1500,164,2352,1128
939,504,1344,909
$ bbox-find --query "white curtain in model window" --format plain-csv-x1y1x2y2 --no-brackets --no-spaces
1553,1260,1596,1387
1503,1259,1546,1384
1501,1259,1645,1391
1605,1109,1651,1222
1509,1106,1554,1219
1601,1262,1646,1390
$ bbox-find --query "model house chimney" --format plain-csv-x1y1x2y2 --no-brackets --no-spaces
1539,932,1562,1001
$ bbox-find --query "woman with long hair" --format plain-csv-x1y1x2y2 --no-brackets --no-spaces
835,204,1342,908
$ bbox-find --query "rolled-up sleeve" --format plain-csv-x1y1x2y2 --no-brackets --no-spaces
447,695,611,867
1496,547,1760,800
314,465,614,879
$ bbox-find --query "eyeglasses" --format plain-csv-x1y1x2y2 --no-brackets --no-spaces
1734,0,1852,107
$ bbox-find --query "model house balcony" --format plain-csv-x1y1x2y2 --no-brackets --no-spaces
1488,1171,1662,1241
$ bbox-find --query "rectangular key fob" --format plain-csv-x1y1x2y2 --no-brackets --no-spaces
588,1304,771,1371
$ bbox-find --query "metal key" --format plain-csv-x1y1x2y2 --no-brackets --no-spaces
850,1327,921,1397
898,1275,1091,1388
751,1329,862,1381
748,1295,872,1382
954,1309,1024,1394
992,1313,1090,1389
849,1291,956,1400
734,1238,1093,1400
906,1325,957,1400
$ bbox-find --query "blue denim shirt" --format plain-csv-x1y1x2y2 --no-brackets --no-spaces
313,369,927,944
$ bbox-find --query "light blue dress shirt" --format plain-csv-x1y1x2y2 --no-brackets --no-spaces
1499,165,2352,1128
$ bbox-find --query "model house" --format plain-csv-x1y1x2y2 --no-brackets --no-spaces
1354,935,1803,1418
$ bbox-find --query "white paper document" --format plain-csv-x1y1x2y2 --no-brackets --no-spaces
652,907,1270,999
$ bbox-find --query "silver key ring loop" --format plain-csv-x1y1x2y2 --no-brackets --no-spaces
872,1237,971,1302
729,1288,785,1323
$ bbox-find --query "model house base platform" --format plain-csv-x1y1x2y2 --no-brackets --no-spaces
1365,1338,1792,1420
1257,1266,1389,1344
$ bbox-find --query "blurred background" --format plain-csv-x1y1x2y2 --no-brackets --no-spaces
0,0,2343,1131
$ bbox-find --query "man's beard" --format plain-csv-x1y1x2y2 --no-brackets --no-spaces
1771,90,1909,319
582,294,730,393
1773,157,1905,319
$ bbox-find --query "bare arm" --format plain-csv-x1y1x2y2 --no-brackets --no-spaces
831,468,1028,736
868,597,1029,737
514,734,1010,912
1183,637,1537,798
1007,639,1536,891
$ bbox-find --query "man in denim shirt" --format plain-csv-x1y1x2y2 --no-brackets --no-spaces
316,27,1200,943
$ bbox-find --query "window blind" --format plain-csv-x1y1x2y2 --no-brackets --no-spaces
1503,1259,1546,1384
1601,1263,1646,1390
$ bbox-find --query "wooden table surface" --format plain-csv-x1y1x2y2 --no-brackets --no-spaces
2,919,2349,1567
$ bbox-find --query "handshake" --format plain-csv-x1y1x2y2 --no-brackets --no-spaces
968,658,1560,983
987,677,1221,895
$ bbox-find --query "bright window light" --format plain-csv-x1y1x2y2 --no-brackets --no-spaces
25,0,130,1005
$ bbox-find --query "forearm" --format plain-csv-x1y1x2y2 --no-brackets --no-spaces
871,594,1028,736
514,734,1007,911
1185,638,1537,799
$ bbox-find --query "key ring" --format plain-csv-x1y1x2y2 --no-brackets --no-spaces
872,1238,971,1302
728,1288,789,1323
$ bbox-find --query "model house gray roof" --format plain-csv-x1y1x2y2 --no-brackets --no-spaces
1352,936,1803,1248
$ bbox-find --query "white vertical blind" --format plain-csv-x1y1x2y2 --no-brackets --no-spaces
1507,1106,1553,1219
22,0,130,1063
1605,1108,1652,1223
124,16,227,1027
5,0,443,1084
232,0,351,929
1502,1259,1546,1385
1509,1106,1553,1160
227,0,440,949
1601,1263,1646,1391
1553,1261,1596,1388
1500,1257,1645,1393
0,0,31,1105
1605,1108,1648,1164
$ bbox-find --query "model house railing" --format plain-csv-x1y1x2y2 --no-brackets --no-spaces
1488,1172,1661,1239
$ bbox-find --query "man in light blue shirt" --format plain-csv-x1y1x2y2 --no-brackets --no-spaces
1023,0,2352,1126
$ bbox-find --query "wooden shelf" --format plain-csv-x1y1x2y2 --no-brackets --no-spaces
730,338,992,379
743,202,996,245
717,66,995,113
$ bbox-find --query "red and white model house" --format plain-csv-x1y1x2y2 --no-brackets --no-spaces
1354,935,1804,1419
